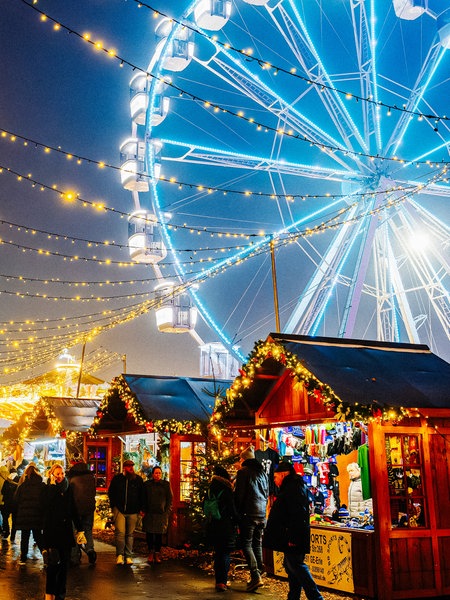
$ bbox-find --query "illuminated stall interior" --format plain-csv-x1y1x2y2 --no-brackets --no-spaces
1,396,100,471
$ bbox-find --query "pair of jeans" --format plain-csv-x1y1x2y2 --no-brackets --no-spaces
112,508,138,557
213,545,231,585
239,517,265,579
283,551,324,600
146,532,162,553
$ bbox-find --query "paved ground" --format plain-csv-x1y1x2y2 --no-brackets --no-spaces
0,537,287,600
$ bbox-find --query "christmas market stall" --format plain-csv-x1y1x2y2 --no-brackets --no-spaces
214,333,450,600
89,373,230,546
1,396,100,471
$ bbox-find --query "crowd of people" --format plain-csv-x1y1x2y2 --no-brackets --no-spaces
0,448,325,600
205,445,324,600
0,458,97,600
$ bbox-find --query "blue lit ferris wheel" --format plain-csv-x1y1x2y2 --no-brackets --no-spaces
120,0,450,363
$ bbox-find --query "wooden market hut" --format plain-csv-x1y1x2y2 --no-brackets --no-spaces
89,373,231,546
220,333,450,600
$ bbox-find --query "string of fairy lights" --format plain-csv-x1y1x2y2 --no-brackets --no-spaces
1,125,446,209
17,1,450,167
0,172,444,380
129,0,449,126
0,161,446,312
0,215,260,264
0,156,447,308
23,0,450,128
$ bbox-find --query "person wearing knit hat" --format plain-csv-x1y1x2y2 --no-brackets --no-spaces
234,445,269,592
263,461,324,600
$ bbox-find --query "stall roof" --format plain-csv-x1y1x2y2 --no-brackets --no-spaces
122,374,231,422
267,334,450,408
1,397,100,441
48,397,100,432
23,370,104,386
228,335,450,424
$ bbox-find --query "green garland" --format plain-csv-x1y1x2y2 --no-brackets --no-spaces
210,339,405,425
89,376,204,436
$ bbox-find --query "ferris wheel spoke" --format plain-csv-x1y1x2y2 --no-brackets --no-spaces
404,141,450,166
158,137,357,183
339,195,385,338
194,50,359,172
264,0,369,153
388,214,450,340
376,226,421,343
350,0,382,152
283,203,362,334
384,41,446,157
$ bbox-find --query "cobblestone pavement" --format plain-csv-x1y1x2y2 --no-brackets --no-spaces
0,536,356,600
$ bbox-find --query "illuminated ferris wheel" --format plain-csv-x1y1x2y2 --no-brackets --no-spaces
120,0,450,363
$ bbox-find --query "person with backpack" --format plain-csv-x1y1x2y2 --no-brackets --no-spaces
204,465,238,592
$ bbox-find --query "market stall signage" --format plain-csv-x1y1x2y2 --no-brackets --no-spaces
273,529,354,594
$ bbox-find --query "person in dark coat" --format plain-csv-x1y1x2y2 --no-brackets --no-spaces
205,465,238,592
263,462,324,600
14,463,45,563
1,467,19,540
108,459,145,565
234,446,269,592
42,463,78,600
67,460,97,564
142,465,173,564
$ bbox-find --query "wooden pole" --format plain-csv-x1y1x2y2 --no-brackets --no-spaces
270,238,281,333
75,340,86,399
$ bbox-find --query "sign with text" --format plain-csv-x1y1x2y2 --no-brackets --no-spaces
273,529,354,594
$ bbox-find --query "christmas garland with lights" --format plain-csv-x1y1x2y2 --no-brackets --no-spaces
90,376,204,436
210,339,405,425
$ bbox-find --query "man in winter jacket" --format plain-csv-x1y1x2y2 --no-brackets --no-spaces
234,446,269,592
108,459,145,565
68,459,97,564
263,462,323,600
